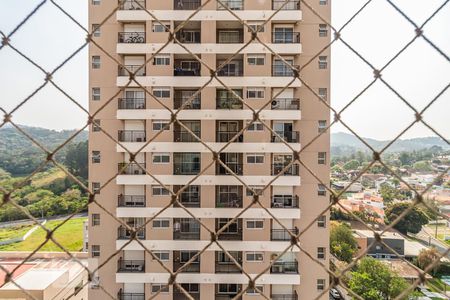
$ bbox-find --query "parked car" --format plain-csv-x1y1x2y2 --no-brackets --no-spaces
330,288,341,299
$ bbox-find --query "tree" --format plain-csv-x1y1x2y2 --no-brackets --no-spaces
379,183,403,204
343,159,360,170
398,152,413,166
385,202,429,234
348,257,409,300
330,222,358,262
64,141,88,181
417,247,441,275
412,161,432,172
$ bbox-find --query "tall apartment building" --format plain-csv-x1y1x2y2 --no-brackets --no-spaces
89,0,330,299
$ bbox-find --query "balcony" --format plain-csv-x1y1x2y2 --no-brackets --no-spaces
270,260,298,274
174,60,201,76
174,0,201,10
272,64,298,76
119,0,145,10
271,195,299,208
174,219,200,240
118,65,146,76
175,30,201,43
217,61,243,76
174,162,201,175
271,98,300,110
216,219,242,241
216,97,243,109
174,292,200,300
118,226,146,240
117,259,145,273
174,186,201,207
118,130,146,142
217,30,243,44
272,0,300,10
271,228,298,241
216,131,243,143
118,32,145,43
272,163,299,176
118,98,146,109
217,0,244,10
271,131,299,143
173,260,200,273
173,130,201,142
174,93,201,110
271,292,298,300
118,195,146,207
118,290,145,300
118,163,146,175
216,162,243,175
272,32,300,43
216,187,243,208
215,252,242,273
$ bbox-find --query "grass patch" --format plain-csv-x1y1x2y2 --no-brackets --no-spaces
0,217,86,252
31,168,66,188
0,224,33,241
427,278,450,294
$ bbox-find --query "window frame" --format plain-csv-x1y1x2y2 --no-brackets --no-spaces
153,87,171,98
318,120,327,133
153,22,170,32
91,245,100,257
317,279,325,291
317,247,326,259
318,152,326,165
151,284,169,294
246,87,265,99
92,24,100,37
92,87,100,101
247,54,265,65
152,120,170,131
152,185,170,196
319,24,328,37
318,215,326,228
152,153,170,164
92,151,101,163
91,56,101,69
318,56,328,69
245,251,264,262
246,153,264,164
247,121,264,131
153,54,171,66
246,219,264,229
154,251,170,261
318,184,326,196
92,213,100,226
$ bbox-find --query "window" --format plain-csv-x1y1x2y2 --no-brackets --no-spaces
151,284,169,293
246,252,264,261
91,56,100,69
152,185,170,196
317,279,325,291
91,245,100,257
318,120,327,133
246,219,264,229
92,182,100,194
154,251,170,261
92,151,100,163
246,186,264,196
92,0,100,5
318,152,326,164
91,214,100,226
317,215,326,228
246,285,264,295
218,284,239,294
317,247,326,259
318,87,328,101
154,54,170,65
153,218,170,228
246,153,264,164
318,184,326,196
319,24,328,37
248,23,264,32
247,121,264,131
92,24,100,37
92,87,100,101
153,22,170,32
153,87,170,98
153,153,170,164
92,119,101,132
247,88,265,99
152,120,170,131
247,54,265,65
318,56,328,69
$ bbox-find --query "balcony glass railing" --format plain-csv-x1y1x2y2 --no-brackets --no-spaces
217,63,243,76
174,0,201,10
215,260,243,273
216,97,243,109
216,131,243,142
118,130,146,142
272,32,300,43
173,231,201,240
272,64,299,76
173,261,200,273
216,163,243,175
117,226,146,240
174,192,201,207
118,98,146,109
118,195,146,207
270,260,298,274
118,32,145,43
272,0,300,10
117,259,145,273
118,65,146,76
216,193,243,208
271,195,299,208
271,98,300,110
174,130,201,142
271,131,299,143
117,291,145,300
173,162,201,175
272,163,299,176
271,228,298,241
119,0,145,10
118,163,146,175
217,31,243,43
175,30,201,43
174,68,200,76
174,96,201,109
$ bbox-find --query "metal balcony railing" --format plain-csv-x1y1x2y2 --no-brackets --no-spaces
118,32,145,43
173,292,201,300
173,162,201,175
272,64,299,76
173,231,201,240
272,163,299,176
271,228,298,241
118,65,146,76
118,163,146,175
216,163,243,175
217,64,243,76
117,259,145,273
270,260,298,274
217,0,244,10
216,131,243,142
174,0,201,10
118,130,146,142
174,68,200,76
175,30,201,43
216,97,243,109
217,31,243,43
272,32,300,43
271,292,298,300
271,98,300,110
272,0,300,10
118,98,146,109
271,131,299,143
216,193,243,208
118,195,146,207
173,261,200,273
118,0,145,10
174,130,201,142
215,260,243,273
174,96,201,109
217,230,243,240
271,195,299,208
174,192,201,207
117,226,146,240
117,291,145,300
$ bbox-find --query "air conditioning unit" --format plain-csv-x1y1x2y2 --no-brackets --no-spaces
271,100,279,109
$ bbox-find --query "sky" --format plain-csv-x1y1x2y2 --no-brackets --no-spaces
0,0,448,140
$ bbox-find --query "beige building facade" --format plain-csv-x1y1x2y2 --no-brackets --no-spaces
89,0,331,299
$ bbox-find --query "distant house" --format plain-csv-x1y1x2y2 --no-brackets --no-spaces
380,259,432,284
354,229,404,259
339,191,385,222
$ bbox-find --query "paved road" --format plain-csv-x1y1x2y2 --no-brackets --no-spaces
413,228,450,259
0,213,87,228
